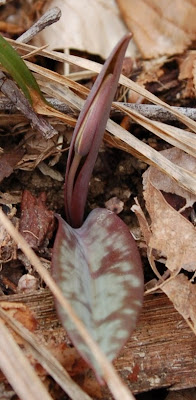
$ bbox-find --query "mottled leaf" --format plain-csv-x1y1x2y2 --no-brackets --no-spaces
52,208,143,379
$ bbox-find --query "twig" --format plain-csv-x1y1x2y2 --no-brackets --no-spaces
114,103,196,122
0,8,62,139
16,7,61,44
1,96,196,125
0,72,57,139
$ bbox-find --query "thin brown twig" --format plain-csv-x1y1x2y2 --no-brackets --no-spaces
0,72,57,139
114,103,196,122
0,8,62,139
16,7,61,44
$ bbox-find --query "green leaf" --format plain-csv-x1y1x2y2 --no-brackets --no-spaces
52,208,143,380
0,34,44,105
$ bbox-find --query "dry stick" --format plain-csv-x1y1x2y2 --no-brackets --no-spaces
0,208,136,400
16,7,61,44
114,103,196,122
2,96,196,124
0,96,79,118
0,72,57,139
0,8,62,139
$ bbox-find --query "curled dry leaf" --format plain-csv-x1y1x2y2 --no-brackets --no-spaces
143,148,196,210
178,53,196,98
0,148,24,183
0,301,37,344
133,148,196,273
117,0,196,58
162,274,196,332
19,190,55,250
34,0,137,58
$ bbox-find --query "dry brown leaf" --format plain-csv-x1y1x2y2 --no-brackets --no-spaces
192,58,196,95
0,148,24,183
143,180,196,273
131,198,151,246
34,0,137,59
0,302,37,345
117,0,196,58
162,274,196,332
143,148,196,209
19,190,55,250
133,148,196,274
178,52,196,98
135,56,166,87
179,53,196,80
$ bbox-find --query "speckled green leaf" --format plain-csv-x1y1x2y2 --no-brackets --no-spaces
52,208,143,379
0,34,44,104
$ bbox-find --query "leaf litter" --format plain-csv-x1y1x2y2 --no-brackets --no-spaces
1,1,196,399
132,147,196,333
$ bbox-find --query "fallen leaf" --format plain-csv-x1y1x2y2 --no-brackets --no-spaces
179,53,196,81
0,149,24,183
19,190,55,249
34,0,137,59
143,148,196,210
162,274,196,332
0,301,38,344
144,180,196,273
117,0,196,58
131,197,151,246
178,52,196,98
133,148,196,274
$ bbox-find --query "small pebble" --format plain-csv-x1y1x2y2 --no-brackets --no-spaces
17,274,38,293
105,197,124,214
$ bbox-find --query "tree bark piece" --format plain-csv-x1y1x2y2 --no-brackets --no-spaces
0,290,195,397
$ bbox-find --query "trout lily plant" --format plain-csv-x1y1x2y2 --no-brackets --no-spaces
51,34,144,380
